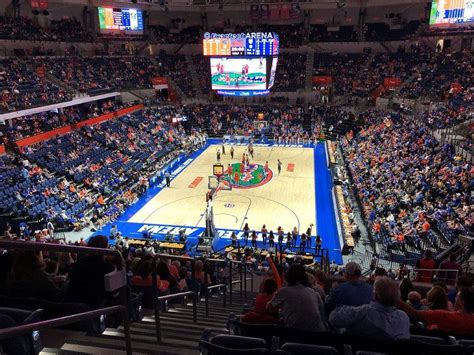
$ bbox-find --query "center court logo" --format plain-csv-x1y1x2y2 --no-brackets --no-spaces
221,162,273,189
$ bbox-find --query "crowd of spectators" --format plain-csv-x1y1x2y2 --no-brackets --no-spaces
399,50,472,100
0,107,205,230
156,52,195,98
39,56,156,94
0,16,92,42
236,255,473,340
342,110,471,255
6,101,127,141
273,53,306,92
0,58,72,113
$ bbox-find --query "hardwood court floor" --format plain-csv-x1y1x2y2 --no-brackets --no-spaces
129,144,316,234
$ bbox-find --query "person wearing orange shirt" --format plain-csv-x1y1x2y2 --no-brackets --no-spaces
397,287,474,337
416,250,436,283
97,195,105,205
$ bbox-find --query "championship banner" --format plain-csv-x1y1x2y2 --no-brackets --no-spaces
151,77,168,90
383,77,402,89
312,76,333,85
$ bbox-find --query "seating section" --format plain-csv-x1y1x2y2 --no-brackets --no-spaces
0,58,71,112
157,52,195,98
40,56,157,94
273,53,306,92
342,111,471,255
399,51,471,100
0,16,92,42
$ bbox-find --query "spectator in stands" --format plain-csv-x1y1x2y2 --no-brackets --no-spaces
131,260,169,292
326,262,373,309
329,276,410,340
423,286,449,311
437,254,463,285
407,291,429,311
447,276,472,304
7,250,64,301
66,235,115,308
241,278,278,324
398,286,474,336
268,263,326,331
415,250,436,283
156,261,178,293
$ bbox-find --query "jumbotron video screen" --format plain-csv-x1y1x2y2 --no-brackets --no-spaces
203,32,279,96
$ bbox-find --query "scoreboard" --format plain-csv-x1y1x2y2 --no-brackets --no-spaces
98,7,144,33
429,0,474,26
203,32,279,56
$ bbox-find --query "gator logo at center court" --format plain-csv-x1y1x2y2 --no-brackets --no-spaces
222,163,273,189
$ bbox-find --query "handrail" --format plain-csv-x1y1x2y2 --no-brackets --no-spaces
0,240,121,257
205,283,227,316
154,252,195,262
0,305,123,339
0,240,132,354
155,291,197,342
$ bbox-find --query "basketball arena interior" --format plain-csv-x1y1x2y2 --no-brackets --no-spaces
0,0,473,353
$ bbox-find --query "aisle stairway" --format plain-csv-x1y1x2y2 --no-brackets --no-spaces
40,290,255,355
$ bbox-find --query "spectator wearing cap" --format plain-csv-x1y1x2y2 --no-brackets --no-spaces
329,277,410,340
326,262,373,309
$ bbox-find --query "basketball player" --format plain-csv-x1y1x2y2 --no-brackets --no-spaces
230,146,234,159
227,163,232,177
222,144,226,155
264,161,269,171
249,145,254,159
216,148,221,162
277,159,282,175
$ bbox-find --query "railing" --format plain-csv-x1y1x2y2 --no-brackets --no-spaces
0,240,132,355
410,268,461,285
155,291,197,342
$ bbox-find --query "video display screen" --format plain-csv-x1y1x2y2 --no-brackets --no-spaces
98,7,144,33
429,0,474,26
210,57,267,91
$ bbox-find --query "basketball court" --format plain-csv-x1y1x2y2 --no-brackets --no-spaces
93,140,343,263
130,144,316,233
